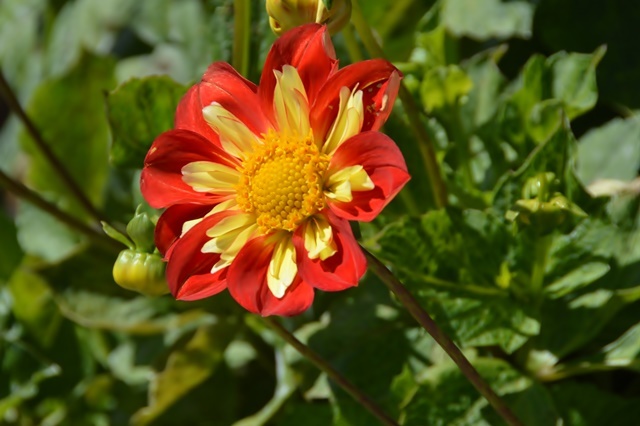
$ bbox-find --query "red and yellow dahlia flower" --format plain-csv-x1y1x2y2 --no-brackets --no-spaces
141,24,409,316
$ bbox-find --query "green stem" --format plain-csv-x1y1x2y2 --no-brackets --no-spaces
0,169,121,252
361,247,524,426
531,235,551,303
0,71,107,226
342,23,364,63
232,0,251,78
350,0,447,208
263,317,399,426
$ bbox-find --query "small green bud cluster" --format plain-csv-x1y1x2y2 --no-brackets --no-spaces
506,172,586,234
103,205,168,296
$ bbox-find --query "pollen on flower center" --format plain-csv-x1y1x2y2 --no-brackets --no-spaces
236,130,330,233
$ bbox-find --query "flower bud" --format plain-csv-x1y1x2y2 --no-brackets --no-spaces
113,250,169,296
266,0,351,36
507,194,586,235
126,206,157,253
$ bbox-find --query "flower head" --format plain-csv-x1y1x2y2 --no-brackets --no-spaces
141,24,409,316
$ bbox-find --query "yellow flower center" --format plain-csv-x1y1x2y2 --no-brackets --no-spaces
236,130,330,233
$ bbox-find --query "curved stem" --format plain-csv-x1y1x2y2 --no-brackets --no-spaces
0,169,121,252
0,71,107,225
350,0,447,208
342,24,364,63
232,0,251,78
262,317,398,426
361,246,524,426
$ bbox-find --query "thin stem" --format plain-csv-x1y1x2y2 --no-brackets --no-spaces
361,246,524,426
350,0,447,208
342,24,364,63
0,71,106,225
530,235,551,304
232,0,251,78
262,317,399,426
0,169,121,252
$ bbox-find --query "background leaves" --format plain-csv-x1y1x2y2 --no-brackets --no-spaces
1,0,640,425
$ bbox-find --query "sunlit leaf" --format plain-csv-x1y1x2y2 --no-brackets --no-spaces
106,76,187,169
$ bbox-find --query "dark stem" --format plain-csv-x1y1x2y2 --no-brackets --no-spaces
0,71,107,225
262,317,399,426
361,246,524,426
0,169,121,252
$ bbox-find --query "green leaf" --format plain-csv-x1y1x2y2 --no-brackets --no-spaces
106,76,187,168
420,65,473,113
8,268,63,348
460,46,508,131
548,47,606,120
371,209,538,353
131,322,236,426
544,261,610,298
309,276,410,424
535,0,640,109
18,53,114,261
576,115,640,186
442,0,534,41
0,363,61,418
403,358,559,426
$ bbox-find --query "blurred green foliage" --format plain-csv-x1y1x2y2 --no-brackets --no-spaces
1,0,640,425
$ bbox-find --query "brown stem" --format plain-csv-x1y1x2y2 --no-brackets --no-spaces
0,71,107,225
262,317,399,426
0,169,121,252
361,247,524,426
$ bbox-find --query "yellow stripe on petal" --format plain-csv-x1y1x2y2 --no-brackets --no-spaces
203,103,261,158
201,213,259,273
322,86,364,155
267,234,298,298
324,165,374,202
273,65,310,137
181,199,240,237
182,161,240,193
303,216,337,261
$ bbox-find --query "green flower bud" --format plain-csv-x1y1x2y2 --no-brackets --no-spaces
507,193,587,235
113,250,169,297
522,172,557,200
126,207,157,253
267,0,351,36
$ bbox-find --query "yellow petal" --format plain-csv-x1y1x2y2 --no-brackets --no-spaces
267,234,298,298
303,216,337,260
324,165,374,202
273,65,310,136
181,161,240,193
202,103,261,158
322,86,364,155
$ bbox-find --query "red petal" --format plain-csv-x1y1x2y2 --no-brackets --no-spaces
155,204,214,258
293,212,366,292
311,60,401,141
258,24,338,124
327,131,410,221
227,235,315,316
141,129,239,209
175,63,269,143
174,85,220,146
165,211,237,300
